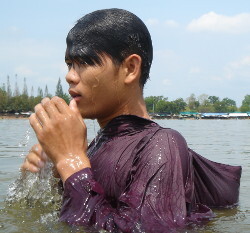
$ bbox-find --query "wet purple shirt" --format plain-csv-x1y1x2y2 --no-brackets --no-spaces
60,115,241,232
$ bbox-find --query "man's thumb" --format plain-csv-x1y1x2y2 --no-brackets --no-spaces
69,98,78,111
69,99,81,116
69,99,84,124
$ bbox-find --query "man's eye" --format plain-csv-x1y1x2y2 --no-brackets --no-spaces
66,62,73,70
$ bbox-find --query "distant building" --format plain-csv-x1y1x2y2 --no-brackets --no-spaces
179,112,200,119
150,113,172,119
228,113,249,119
201,112,250,119
201,113,229,119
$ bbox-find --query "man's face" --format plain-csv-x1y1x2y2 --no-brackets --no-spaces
65,55,126,120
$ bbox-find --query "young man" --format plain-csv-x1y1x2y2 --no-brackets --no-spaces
22,9,241,232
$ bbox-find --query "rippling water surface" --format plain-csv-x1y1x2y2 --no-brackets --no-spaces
0,119,249,232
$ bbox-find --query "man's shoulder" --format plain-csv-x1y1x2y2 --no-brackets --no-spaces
147,126,189,151
154,126,186,141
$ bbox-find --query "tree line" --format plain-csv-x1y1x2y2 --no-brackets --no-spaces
0,76,70,113
145,94,250,114
1,75,250,114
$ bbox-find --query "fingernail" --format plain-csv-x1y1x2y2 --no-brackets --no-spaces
41,152,48,160
38,160,45,168
32,166,40,172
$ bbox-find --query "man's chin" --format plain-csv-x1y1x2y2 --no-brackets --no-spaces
80,111,97,120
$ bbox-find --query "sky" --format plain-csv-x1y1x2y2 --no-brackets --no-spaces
1,0,250,106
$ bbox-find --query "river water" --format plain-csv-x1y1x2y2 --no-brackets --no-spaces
0,119,249,232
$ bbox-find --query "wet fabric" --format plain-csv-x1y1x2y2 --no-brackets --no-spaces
60,115,242,232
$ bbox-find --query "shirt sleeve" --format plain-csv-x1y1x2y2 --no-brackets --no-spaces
60,129,188,232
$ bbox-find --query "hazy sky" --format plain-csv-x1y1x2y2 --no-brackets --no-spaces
1,0,250,106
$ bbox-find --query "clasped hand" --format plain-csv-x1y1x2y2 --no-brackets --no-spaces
21,97,90,182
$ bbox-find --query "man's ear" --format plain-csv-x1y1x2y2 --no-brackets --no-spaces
123,54,142,84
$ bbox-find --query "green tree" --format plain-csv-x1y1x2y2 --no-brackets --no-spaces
208,96,220,105
44,85,49,97
22,77,28,97
155,99,169,113
14,75,20,97
144,96,166,113
186,94,199,111
1,83,6,92
240,95,250,112
198,94,209,106
29,96,43,110
222,98,237,112
214,98,237,112
6,75,12,99
197,94,213,112
30,86,34,97
171,98,186,114
55,77,70,104
43,85,52,98
37,87,43,97
0,87,7,112
55,78,64,97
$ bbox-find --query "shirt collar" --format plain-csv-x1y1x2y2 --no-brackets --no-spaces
100,115,159,138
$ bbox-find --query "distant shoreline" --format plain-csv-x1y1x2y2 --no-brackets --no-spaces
0,114,29,119
1,114,249,120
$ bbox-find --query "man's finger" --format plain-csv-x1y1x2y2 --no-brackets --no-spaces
21,161,40,173
29,113,43,133
34,104,50,126
30,144,44,158
52,96,70,114
41,97,50,105
69,99,84,124
42,99,60,118
26,152,45,168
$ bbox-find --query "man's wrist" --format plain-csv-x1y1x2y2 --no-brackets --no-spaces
56,154,91,182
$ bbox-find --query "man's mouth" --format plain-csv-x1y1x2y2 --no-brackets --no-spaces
69,90,82,101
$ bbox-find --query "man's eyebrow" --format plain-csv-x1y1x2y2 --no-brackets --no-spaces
65,58,71,63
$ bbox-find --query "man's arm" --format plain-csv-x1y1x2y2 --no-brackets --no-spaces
59,130,189,232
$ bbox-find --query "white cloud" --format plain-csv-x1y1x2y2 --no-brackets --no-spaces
146,18,159,27
187,12,250,33
146,18,179,28
164,20,179,28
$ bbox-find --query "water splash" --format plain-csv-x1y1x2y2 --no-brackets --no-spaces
18,126,31,158
6,161,62,209
5,127,62,223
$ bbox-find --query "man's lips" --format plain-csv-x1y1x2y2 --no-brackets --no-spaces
69,90,82,101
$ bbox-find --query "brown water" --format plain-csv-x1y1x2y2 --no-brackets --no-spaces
0,119,249,232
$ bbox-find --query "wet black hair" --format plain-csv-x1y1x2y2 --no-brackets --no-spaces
65,8,153,87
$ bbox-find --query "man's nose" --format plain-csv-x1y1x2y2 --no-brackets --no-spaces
66,68,79,85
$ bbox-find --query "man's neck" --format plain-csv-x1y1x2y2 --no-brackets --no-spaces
97,96,149,128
